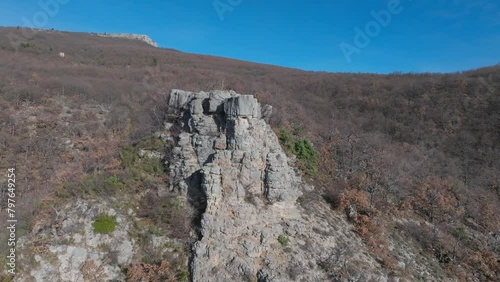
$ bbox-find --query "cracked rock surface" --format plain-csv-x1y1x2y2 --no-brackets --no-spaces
167,89,388,282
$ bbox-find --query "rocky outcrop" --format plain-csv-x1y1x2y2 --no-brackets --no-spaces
167,89,301,205
95,33,158,47
167,90,388,281
15,200,136,281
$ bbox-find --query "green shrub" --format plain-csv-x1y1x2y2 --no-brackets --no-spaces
137,136,166,151
105,175,125,190
291,139,319,173
81,175,98,193
120,137,167,173
139,157,165,175
278,127,319,174
277,234,289,247
176,270,189,282
278,127,294,148
453,225,467,240
291,139,318,162
79,173,124,196
93,214,117,234
120,144,137,167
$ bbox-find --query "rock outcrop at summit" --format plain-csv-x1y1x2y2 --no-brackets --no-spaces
95,33,158,47
166,89,388,282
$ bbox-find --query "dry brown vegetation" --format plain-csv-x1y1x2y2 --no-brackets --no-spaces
0,27,499,280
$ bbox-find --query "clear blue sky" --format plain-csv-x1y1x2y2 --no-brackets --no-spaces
1,0,499,73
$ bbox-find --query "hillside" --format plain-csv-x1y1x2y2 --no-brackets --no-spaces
0,27,499,281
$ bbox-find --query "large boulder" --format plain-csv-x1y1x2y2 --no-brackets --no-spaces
224,95,261,119
169,89,195,111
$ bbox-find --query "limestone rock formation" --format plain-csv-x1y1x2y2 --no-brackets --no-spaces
95,33,158,47
15,200,136,281
168,89,301,205
167,90,388,281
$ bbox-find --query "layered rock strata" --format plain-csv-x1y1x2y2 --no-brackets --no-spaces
167,90,387,282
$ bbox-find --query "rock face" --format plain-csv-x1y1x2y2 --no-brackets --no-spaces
15,200,135,282
167,90,388,281
168,89,301,206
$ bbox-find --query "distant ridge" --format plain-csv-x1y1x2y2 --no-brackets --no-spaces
94,32,157,47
